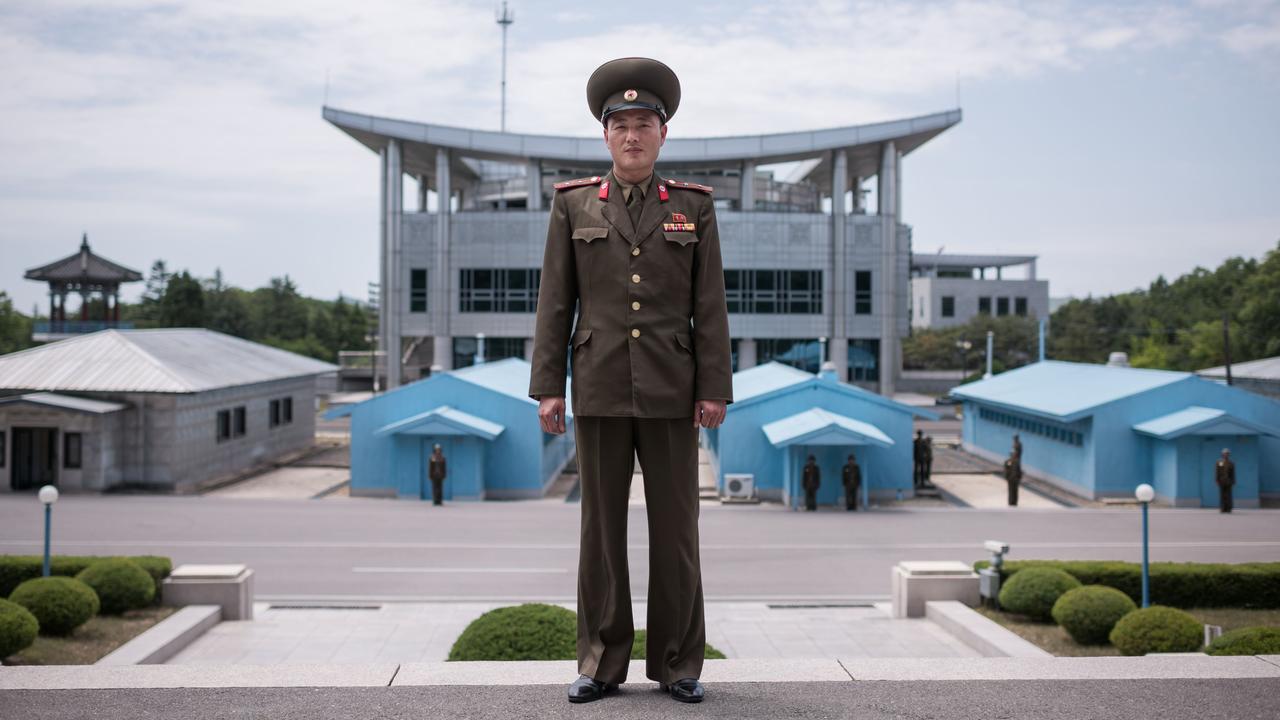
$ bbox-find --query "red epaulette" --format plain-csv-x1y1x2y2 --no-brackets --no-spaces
552,175,604,190
662,178,714,194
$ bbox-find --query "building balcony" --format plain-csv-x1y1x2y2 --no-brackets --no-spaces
33,320,135,342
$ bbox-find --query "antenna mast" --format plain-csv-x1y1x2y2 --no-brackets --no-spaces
496,1,515,132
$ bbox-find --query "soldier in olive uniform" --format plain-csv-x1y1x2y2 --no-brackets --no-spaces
1004,452,1022,506
528,58,732,705
842,452,861,511
913,430,925,488
1012,433,1023,460
802,455,821,511
428,443,446,506
921,435,934,486
1215,448,1235,513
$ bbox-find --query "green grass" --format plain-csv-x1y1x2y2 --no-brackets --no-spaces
2,605,176,665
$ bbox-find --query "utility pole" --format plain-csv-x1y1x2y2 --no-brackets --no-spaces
496,1,514,132
1222,312,1233,386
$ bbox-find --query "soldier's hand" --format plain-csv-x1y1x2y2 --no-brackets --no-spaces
693,400,727,429
538,396,567,435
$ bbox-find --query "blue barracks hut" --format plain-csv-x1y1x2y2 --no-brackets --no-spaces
327,358,574,501
952,361,1280,507
705,362,936,509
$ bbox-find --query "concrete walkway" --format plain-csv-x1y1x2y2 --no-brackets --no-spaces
205,467,349,500
929,473,1063,509
165,601,978,665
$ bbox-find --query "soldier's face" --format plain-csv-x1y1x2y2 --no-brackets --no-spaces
604,109,666,177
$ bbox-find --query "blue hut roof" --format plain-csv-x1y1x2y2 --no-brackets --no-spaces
374,405,505,439
729,361,937,419
1133,406,1279,440
762,407,895,448
950,361,1190,421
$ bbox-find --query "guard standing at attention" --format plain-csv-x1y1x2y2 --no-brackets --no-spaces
842,452,861,511
428,443,446,506
921,435,934,486
528,57,732,705
802,455,821,511
913,430,926,488
1004,453,1022,506
1215,448,1235,513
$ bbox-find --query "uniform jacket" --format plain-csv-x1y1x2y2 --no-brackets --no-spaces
429,455,447,481
528,170,733,417
1215,459,1235,487
842,461,861,489
802,463,821,492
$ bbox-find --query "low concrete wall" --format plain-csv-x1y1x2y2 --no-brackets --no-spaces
96,605,221,665
925,601,1051,658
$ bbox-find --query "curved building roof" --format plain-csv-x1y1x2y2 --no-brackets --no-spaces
323,106,961,186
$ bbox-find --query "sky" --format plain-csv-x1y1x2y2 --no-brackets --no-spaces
2,0,1278,314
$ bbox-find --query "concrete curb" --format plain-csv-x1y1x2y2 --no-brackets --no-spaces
95,605,221,666
925,600,1051,657
3,657,1279,690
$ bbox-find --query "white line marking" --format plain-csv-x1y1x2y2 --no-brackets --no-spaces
352,567,568,574
2,540,1277,551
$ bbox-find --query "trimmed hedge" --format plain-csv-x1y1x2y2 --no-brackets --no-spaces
448,603,577,661
1109,606,1202,656
1051,585,1137,645
76,559,156,615
0,556,171,600
975,560,1280,609
0,597,39,660
998,567,1081,622
9,576,100,636
1206,627,1280,656
631,629,725,660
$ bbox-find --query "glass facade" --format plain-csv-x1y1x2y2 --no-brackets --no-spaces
724,269,822,314
459,269,540,313
410,269,427,313
756,338,827,373
854,271,872,315
848,339,880,382
453,336,527,369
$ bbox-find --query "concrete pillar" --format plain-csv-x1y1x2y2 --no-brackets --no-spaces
79,290,88,321
527,160,543,211
433,147,453,371
851,175,864,213
416,174,429,213
48,291,55,326
878,141,898,397
381,139,404,389
1028,258,1037,280
740,161,755,211
113,291,120,322
738,338,757,370
829,149,849,381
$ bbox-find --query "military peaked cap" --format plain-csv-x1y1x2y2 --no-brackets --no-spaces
587,57,681,125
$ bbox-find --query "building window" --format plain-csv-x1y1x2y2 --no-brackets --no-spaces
997,297,1009,316
217,410,231,442
978,407,1082,446
410,269,428,313
269,399,281,428
941,296,955,318
1015,297,1028,316
756,338,827,373
283,397,293,424
453,337,527,369
848,339,880,382
233,406,246,437
978,297,992,315
460,268,540,313
63,433,82,469
724,270,822,314
854,271,872,315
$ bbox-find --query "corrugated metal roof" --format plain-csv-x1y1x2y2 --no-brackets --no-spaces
950,361,1190,421
0,329,338,394
732,362,815,403
452,357,574,412
1199,355,1280,381
762,407,894,448
1132,406,1278,439
0,392,128,414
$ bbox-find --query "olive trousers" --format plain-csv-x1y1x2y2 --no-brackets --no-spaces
573,414,705,686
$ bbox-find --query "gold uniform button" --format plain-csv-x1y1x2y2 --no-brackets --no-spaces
631,274,641,283
631,301,641,310
631,247,640,256
631,328,641,338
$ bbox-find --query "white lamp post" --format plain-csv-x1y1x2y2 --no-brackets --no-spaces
38,485,59,577
1135,483,1155,607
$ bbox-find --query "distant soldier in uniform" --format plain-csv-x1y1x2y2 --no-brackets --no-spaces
528,58,731,705
1215,448,1235,513
803,455,821,511
1004,453,1022,506
842,452,861,511
1012,433,1023,460
428,443,446,506
913,430,926,488
921,435,934,486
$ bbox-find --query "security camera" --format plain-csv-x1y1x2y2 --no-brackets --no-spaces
984,540,1009,555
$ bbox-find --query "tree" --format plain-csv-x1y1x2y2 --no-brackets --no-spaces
0,291,34,354
158,271,205,327
137,260,171,324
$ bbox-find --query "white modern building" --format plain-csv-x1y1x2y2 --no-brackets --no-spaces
323,105,963,394
910,253,1049,329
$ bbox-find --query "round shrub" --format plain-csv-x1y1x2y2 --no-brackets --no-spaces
1109,606,1202,655
9,576,100,636
1206,627,1280,656
448,603,577,661
1051,585,1138,645
75,558,156,614
0,597,39,660
999,567,1082,621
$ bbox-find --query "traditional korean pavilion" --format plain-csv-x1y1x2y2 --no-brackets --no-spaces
24,234,142,341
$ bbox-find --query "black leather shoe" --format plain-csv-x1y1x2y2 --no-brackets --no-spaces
660,677,704,703
567,675,615,703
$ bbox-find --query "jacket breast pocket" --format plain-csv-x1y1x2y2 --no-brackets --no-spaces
663,231,699,247
572,227,609,244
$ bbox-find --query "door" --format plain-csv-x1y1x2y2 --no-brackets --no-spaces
1199,436,1243,508
11,427,58,491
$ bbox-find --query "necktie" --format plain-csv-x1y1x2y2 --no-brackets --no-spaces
626,187,642,230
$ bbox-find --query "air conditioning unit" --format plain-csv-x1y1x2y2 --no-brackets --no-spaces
723,474,756,502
